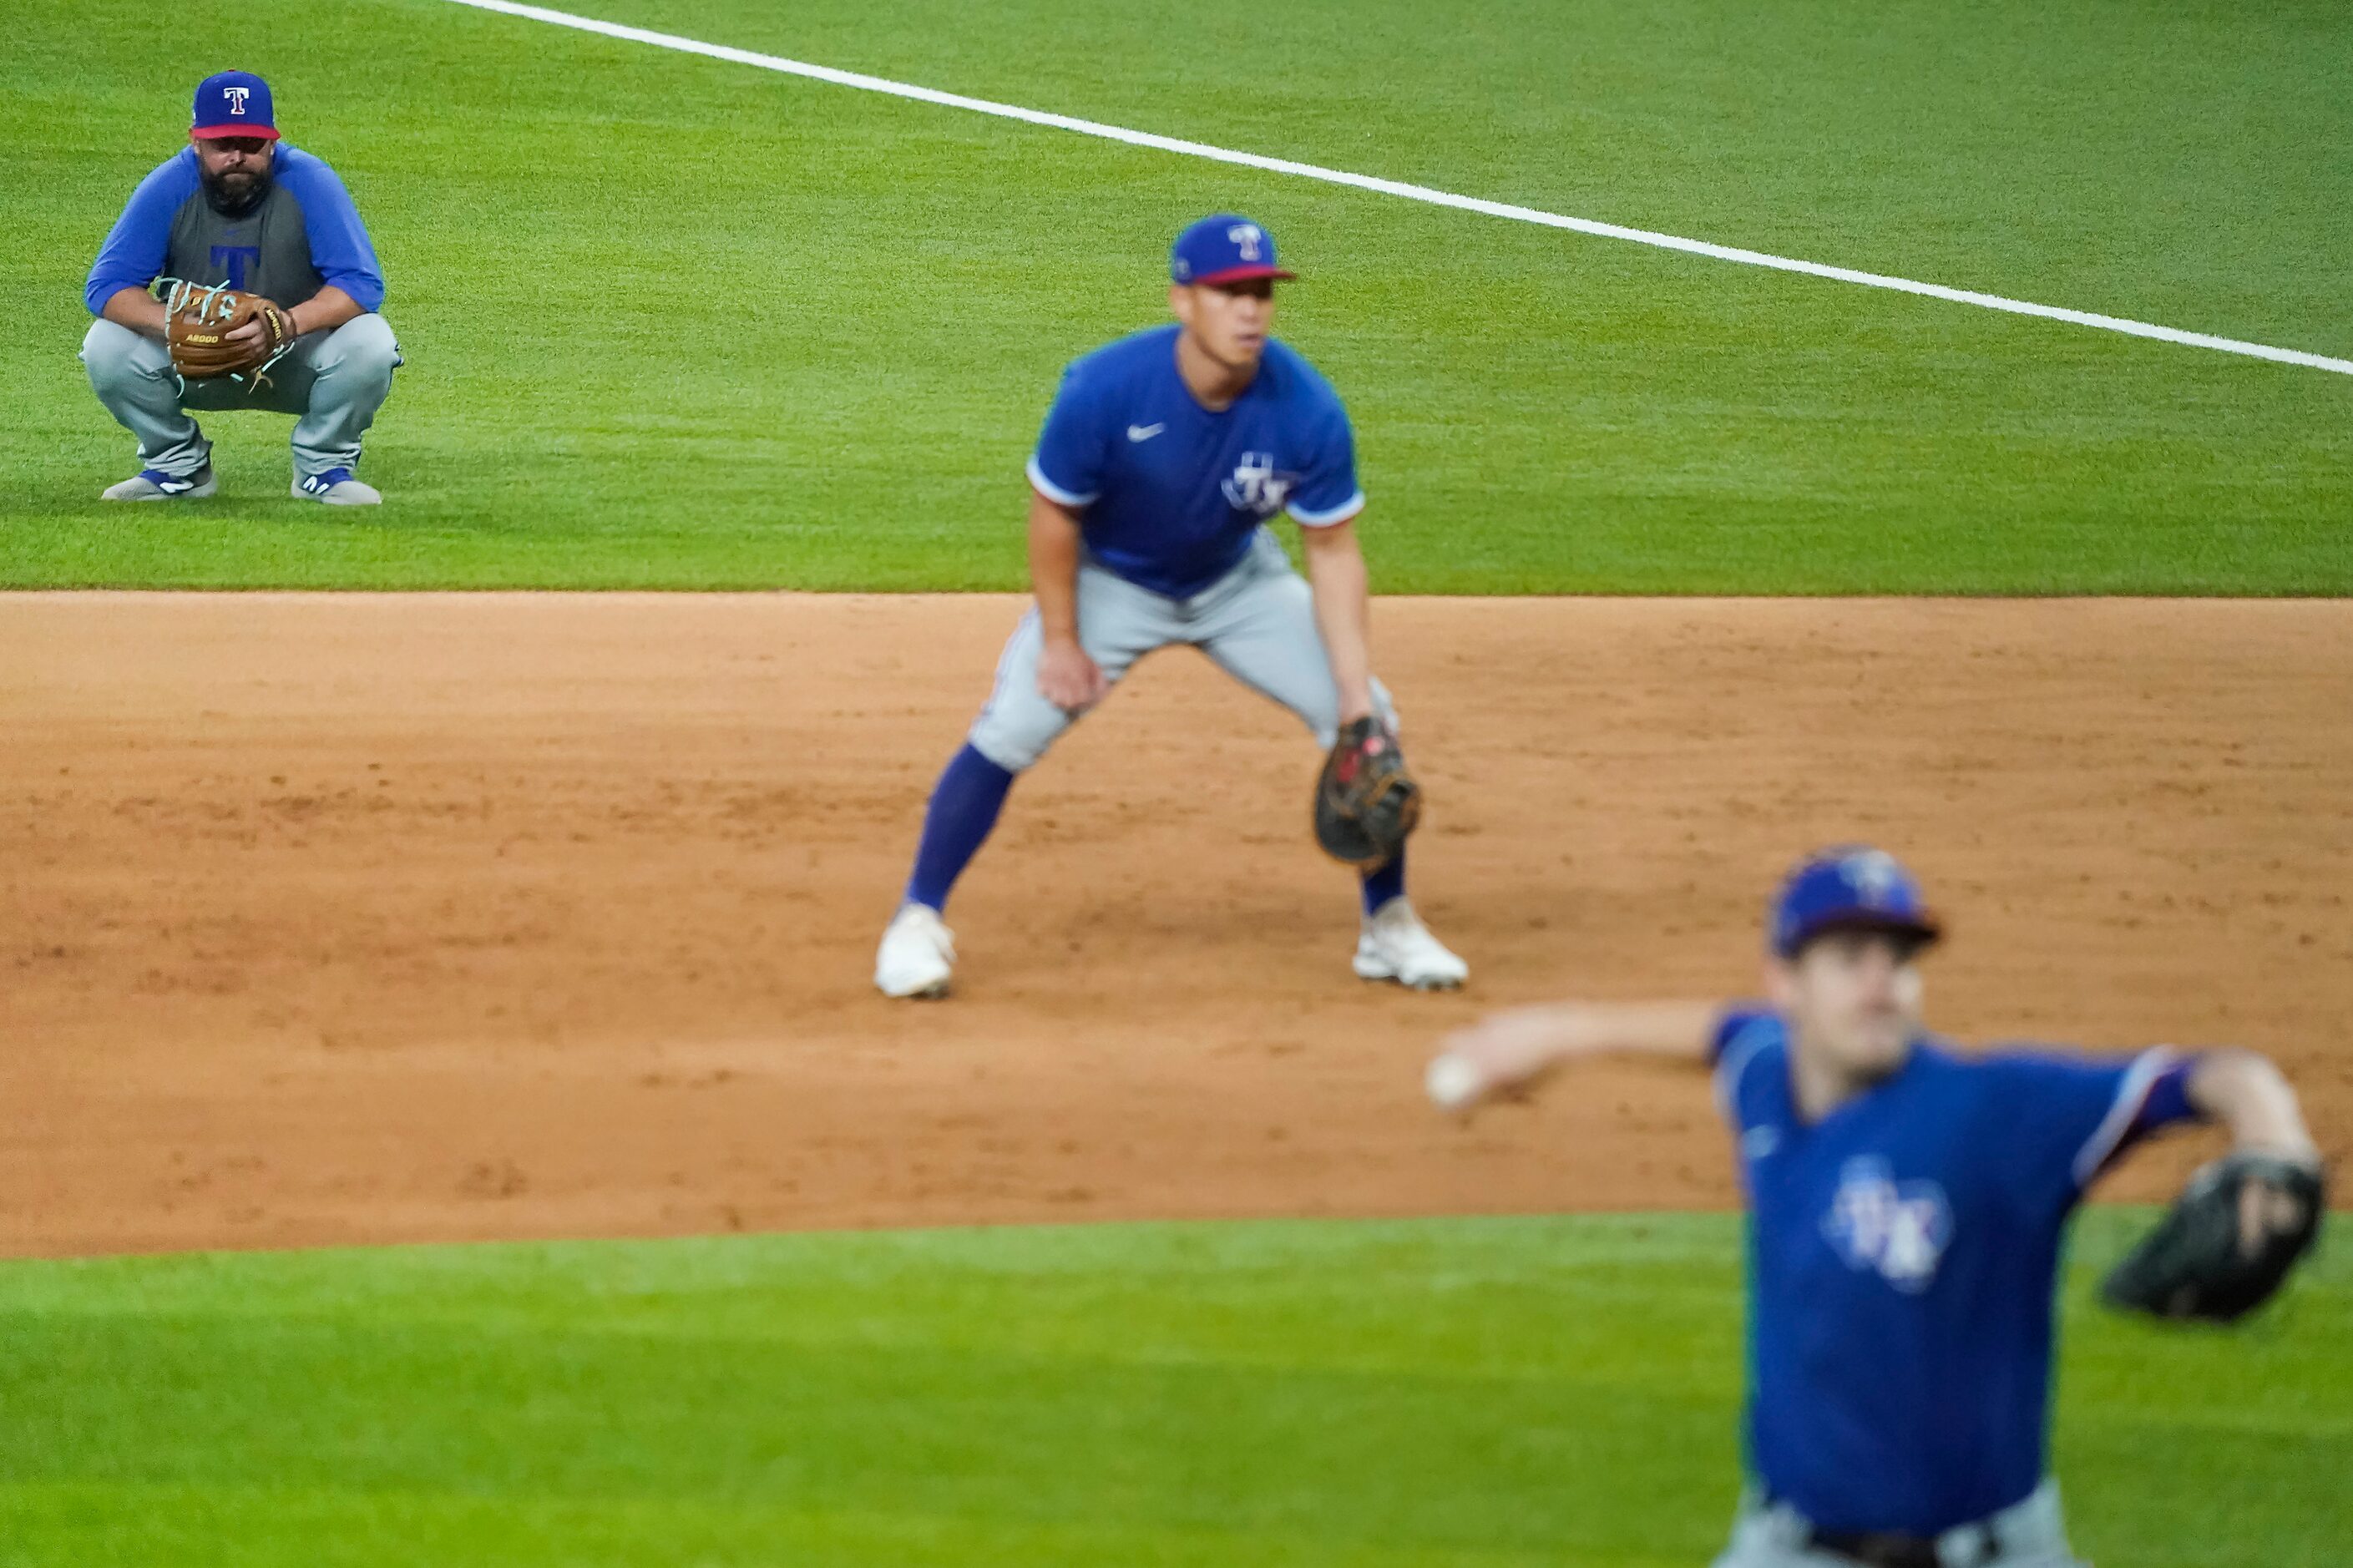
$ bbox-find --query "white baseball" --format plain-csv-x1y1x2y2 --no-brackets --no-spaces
1425,1052,1484,1111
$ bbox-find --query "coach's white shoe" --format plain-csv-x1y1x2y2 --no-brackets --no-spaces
875,903,956,999
1354,898,1469,991
293,467,382,505
102,465,216,501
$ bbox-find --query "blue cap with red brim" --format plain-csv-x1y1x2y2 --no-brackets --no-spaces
1171,213,1297,286
191,71,278,140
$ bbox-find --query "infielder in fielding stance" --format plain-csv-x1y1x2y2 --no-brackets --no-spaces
1427,847,2325,1568
876,215,1465,998
83,71,397,505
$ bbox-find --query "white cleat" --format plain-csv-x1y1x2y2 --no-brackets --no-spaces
1354,897,1469,991
102,466,216,501
292,468,382,505
875,903,955,999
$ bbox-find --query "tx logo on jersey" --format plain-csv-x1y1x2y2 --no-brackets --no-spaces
1227,223,1266,261
1221,452,1295,517
224,87,252,115
1823,1157,1951,1292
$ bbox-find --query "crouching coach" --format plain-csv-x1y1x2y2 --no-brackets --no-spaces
83,71,399,505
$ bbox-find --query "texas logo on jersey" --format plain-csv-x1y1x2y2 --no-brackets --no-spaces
1222,452,1297,518
1823,1156,1953,1292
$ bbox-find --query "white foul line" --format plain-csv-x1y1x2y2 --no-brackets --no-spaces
439,0,2353,378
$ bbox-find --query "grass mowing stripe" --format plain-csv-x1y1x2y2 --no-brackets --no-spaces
1,1212,2346,1565
434,0,2353,380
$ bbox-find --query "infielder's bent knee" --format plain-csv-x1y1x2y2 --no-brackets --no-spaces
968,678,1088,772
966,724,1050,776
964,615,1070,774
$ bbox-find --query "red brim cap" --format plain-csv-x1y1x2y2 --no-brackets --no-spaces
1189,264,1296,286
190,124,280,140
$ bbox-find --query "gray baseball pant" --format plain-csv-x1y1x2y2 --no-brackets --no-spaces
80,314,402,482
1713,1482,2086,1568
966,528,1396,773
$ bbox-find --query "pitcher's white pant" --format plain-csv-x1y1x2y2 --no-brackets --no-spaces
967,529,1395,773
1713,1483,2086,1568
81,314,401,481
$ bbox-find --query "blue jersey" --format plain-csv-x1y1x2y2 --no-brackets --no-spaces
1711,1010,2199,1535
86,145,384,316
1025,324,1364,599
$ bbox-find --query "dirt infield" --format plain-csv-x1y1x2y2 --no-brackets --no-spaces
3,594,2346,1257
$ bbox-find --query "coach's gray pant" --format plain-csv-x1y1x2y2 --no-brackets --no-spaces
81,315,402,482
1713,1482,2085,1568
967,528,1396,773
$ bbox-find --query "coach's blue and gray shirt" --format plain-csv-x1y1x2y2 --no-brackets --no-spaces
85,144,383,316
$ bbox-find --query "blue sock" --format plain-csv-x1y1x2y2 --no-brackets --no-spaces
1360,845,1407,915
904,743,1016,913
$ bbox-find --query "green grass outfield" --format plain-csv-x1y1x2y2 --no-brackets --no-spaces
1,1213,2345,1565
4,0,2350,593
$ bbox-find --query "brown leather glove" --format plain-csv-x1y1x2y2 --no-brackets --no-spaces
159,278,297,385
1313,717,1421,871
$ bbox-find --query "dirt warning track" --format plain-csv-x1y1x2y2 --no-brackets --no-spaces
3,593,2346,1257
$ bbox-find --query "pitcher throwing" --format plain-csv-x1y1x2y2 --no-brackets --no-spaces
1426,847,2325,1566
875,215,1466,999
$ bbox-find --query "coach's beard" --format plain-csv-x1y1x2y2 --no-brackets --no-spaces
202,165,272,219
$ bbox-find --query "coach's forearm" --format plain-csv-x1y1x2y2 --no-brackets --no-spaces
2190,1050,2321,1163
1026,490,1086,644
289,286,363,337
101,286,168,341
1300,521,1374,722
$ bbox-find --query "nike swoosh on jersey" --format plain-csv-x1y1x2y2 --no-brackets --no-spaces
1126,423,1166,442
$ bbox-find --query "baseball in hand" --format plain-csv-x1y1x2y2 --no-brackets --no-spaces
1426,1051,1485,1111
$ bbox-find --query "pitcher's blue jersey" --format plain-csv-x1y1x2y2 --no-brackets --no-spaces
1026,325,1364,599
1710,1011,2199,1535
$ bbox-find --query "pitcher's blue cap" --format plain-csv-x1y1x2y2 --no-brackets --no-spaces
192,71,276,140
1770,847,1941,959
1171,214,1296,287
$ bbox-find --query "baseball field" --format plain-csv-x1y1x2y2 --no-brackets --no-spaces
5,0,2351,1563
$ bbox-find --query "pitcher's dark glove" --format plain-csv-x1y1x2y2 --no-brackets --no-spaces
2102,1152,2325,1323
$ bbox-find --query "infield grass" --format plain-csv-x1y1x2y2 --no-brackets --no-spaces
1,1212,2346,1565
3,0,2350,592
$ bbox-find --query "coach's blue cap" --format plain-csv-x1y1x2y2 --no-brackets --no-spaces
191,71,277,141
1171,214,1296,287
1769,847,1942,959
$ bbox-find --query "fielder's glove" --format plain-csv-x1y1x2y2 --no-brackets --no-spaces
2102,1151,2326,1323
156,277,297,387
1313,716,1421,871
